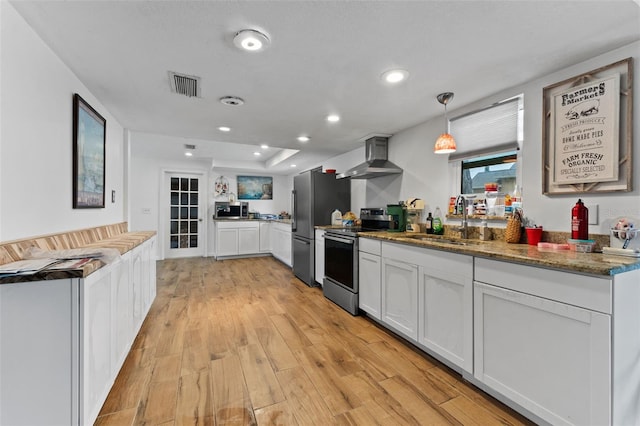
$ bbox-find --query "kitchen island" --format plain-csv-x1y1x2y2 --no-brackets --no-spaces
356,231,640,426
0,226,156,426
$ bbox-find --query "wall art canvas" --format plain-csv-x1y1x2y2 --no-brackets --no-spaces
237,175,273,200
73,94,106,208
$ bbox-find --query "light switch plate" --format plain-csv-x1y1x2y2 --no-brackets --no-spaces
589,204,598,225
142,208,151,214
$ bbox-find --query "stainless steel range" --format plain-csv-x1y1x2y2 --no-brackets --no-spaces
323,208,390,315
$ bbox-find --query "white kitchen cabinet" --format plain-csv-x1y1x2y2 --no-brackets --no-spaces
271,222,292,267
112,253,132,369
358,238,382,319
381,256,418,340
417,250,473,374
215,221,261,258
131,244,145,331
259,221,271,253
81,265,115,425
314,229,325,285
0,236,157,426
239,227,259,254
216,227,239,257
474,258,611,426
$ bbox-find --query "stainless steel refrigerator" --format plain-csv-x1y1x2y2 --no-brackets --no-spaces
292,170,350,286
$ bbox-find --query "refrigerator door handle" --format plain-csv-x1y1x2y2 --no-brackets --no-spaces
291,190,297,232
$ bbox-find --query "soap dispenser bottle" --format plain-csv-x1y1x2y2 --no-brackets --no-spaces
433,207,444,235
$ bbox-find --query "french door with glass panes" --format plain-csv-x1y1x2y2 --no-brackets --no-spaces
164,172,204,258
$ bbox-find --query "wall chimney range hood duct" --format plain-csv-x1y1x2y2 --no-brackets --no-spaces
337,137,403,179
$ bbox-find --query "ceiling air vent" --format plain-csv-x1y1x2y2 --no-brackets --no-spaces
184,144,196,150
168,71,201,98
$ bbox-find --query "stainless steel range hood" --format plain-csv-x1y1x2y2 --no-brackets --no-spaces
337,136,403,179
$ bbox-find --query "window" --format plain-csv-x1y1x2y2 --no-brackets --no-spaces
461,152,517,194
448,95,523,196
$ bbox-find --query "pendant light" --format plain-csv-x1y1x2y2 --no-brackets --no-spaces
434,92,457,154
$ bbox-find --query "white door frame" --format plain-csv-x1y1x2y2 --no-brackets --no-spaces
159,168,208,260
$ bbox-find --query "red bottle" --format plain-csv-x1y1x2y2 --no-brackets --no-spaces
571,199,589,240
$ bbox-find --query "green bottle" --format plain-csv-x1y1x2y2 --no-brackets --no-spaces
433,207,444,235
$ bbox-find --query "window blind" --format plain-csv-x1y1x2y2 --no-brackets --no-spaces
448,97,522,162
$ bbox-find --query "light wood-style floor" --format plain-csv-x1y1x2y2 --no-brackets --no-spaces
96,256,533,425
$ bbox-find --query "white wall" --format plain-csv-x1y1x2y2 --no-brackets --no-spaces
128,130,295,258
0,2,126,241
326,41,639,235
208,170,292,216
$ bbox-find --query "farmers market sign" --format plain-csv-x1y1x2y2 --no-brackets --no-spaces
552,74,620,185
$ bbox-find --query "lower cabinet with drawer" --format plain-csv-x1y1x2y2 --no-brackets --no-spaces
361,240,473,374
473,258,619,426
215,221,260,258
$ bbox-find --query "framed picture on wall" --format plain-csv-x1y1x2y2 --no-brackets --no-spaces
237,175,273,200
73,94,106,208
542,57,633,195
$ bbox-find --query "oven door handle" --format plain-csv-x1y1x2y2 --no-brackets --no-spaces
325,235,355,245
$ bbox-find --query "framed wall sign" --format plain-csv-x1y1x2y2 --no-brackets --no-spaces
237,175,273,200
542,57,633,195
73,94,106,208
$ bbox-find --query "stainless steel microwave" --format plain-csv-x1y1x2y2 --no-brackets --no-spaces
214,201,249,219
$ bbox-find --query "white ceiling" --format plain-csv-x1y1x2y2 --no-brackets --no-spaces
10,0,640,173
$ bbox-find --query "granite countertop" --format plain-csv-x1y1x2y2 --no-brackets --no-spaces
213,218,292,224
358,231,640,276
0,231,156,284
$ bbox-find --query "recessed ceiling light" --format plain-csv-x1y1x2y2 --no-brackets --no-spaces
297,136,310,142
253,152,261,156
185,152,193,157
219,96,244,106
381,69,409,84
290,164,297,168
327,115,340,123
233,29,270,52
260,144,269,149
218,126,231,132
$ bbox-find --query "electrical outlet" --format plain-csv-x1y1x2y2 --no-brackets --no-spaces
588,204,598,225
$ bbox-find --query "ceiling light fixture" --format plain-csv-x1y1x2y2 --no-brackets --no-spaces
185,152,193,157
297,136,310,142
253,152,261,156
434,92,457,154
260,144,269,149
218,126,231,132
290,164,297,168
381,69,409,84
220,96,244,106
233,29,270,52
327,114,340,123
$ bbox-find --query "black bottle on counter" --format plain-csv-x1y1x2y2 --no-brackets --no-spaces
425,212,434,234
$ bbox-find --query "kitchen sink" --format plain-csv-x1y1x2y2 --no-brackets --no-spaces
401,234,486,246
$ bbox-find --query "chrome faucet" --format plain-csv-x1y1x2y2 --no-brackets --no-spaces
455,195,468,239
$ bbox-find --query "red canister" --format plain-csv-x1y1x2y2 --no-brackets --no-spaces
571,199,589,240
